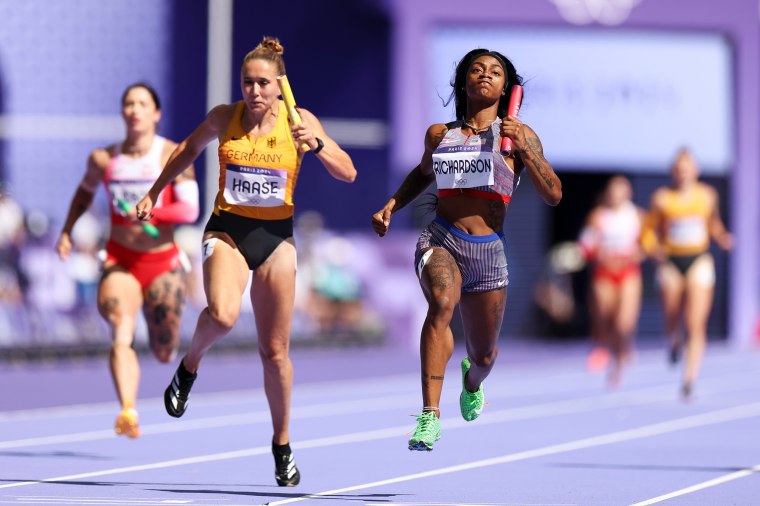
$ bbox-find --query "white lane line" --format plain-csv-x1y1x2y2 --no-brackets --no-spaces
3,365,757,452
263,402,760,505
0,503,235,506
0,445,269,490
0,395,402,450
1,400,759,494
365,503,576,506
0,375,412,422
0,372,754,451
0,344,750,423
628,464,760,505
0,376,687,450
1,501,237,506
10,498,192,504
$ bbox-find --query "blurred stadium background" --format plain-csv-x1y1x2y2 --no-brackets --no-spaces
0,0,757,360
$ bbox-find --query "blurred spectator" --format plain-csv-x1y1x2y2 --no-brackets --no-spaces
67,211,104,312
0,183,28,304
294,211,382,342
309,236,364,335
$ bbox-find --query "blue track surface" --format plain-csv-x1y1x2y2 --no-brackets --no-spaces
0,340,758,505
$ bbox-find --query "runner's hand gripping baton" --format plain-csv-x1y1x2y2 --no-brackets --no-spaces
276,74,310,151
500,84,523,157
118,199,160,238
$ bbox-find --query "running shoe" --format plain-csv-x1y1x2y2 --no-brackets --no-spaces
586,346,610,372
408,411,441,451
669,344,682,366
273,446,301,486
164,360,197,418
459,357,484,421
114,407,141,438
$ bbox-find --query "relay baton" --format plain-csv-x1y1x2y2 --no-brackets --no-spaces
276,74,309,151
117,199,160,238
500,84,523,156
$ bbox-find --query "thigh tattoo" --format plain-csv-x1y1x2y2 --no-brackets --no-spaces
426,252,458,291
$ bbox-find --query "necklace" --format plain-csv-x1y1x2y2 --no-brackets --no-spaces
122,137,153,157
463,119,496,134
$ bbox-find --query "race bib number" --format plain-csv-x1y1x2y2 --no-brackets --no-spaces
668,216,708,247
432,144,494,189
107,179,154,210
223,164,287,207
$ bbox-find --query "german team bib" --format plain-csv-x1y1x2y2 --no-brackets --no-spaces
223,164,287,207
668,216,708,247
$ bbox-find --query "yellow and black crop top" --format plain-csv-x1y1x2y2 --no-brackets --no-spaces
214,100,302,220
656,185,712,256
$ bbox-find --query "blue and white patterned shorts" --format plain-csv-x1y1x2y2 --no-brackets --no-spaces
415,216,508,293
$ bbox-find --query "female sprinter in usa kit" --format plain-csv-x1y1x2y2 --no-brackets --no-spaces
372,48,561,451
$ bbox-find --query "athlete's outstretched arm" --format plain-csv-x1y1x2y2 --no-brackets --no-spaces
371,124,445,237
294,108,356,183
56,150,108,260
136,105,228,219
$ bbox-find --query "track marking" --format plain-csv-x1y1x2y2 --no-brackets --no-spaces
0,344,750,424
0,379,698,450
263,402,760,505
2,400,759,496
9,497,192,504
628,464,760,505
365,503,576,506
2,367,756,451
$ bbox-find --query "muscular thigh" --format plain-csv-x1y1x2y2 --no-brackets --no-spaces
591,279,619,319
657,261,685,311
143,267,185,350
617,274,642,328
686,254,716,290
202,232,251,315
459,288,506,350
98,264,142,323
251,238,296,348
418,247,462,308
684,255,715,324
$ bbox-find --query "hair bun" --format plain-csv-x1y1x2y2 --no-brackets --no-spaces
260,37,284,55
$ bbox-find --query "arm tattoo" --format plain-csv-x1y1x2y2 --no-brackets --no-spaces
432,128,447,146
520,136,555,190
